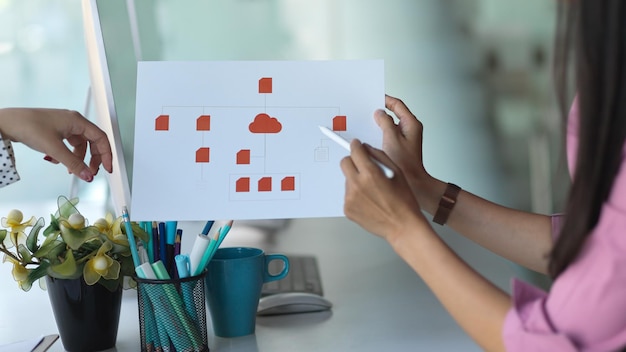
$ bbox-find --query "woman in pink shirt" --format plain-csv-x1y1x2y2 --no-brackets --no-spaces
341,0,626,351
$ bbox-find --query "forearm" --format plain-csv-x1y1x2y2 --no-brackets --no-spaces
413,176,553,274
390,220,510,352
0,108,10,138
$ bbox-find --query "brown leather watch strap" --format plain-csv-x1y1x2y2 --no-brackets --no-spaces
432,183,461,226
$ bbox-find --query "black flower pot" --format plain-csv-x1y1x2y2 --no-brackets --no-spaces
46,276,122,352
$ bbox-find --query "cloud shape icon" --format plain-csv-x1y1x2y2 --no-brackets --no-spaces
249,113,282,133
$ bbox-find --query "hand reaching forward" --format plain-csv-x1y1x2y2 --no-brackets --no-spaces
0,108,113,182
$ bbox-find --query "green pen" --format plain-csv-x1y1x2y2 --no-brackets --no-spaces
151,261,170,280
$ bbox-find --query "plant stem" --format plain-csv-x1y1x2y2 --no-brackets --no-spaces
0,246,40,266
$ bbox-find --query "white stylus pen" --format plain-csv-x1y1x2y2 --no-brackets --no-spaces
319,125,394,178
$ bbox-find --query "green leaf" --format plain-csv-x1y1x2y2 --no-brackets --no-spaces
43,215,60,237
41,230,59,247
56,196,80,219
26,217,45,252
72,240,100,263
129,222,150,242
49,250,78,278
60,225,100,251
34,240,65,260
0,229,6,243
20,262,51,292
17,244,32,262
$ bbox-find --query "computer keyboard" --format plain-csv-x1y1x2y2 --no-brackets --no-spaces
262,255,324,297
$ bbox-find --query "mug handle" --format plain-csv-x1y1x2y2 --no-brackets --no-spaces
263,254,289,283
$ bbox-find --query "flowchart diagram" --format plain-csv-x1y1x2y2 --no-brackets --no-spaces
131,60,384,221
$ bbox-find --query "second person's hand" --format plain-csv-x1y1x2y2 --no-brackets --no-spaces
0,108,113,182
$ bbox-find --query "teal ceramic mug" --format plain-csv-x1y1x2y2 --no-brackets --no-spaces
205,247,289,337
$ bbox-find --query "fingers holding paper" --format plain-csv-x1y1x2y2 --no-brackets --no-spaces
376,95,429,184
340,139,428,242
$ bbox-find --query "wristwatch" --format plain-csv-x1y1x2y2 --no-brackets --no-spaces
432,183,461,226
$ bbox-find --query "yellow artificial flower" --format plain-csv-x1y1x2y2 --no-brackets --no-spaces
57,213,101,251
1,209,37,248
3,255,32,290
94,214,128,245
83,241,121,285
1,196,148,291
66,213,86,229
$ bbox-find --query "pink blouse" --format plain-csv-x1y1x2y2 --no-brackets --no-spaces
502,99,626,351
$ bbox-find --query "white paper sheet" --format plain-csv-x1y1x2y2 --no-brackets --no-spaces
131,60,384,221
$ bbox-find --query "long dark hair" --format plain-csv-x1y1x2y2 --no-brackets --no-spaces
549,0,626,277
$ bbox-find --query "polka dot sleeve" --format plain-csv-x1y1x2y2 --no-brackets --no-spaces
0,133,20,188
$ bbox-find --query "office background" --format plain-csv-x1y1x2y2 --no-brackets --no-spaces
0,0,568,349
0,0,568,214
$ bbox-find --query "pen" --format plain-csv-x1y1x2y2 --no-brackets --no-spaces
188,233,212,275
318,125,394,178
167,243,175,276
146,223,154,263
195,220,234,275
174,230,182,256
139,221,151,262
122,206,141,268
151,260,171,280
201,220,214,236
135,262,157,280
215,220,233,248
175,254,190,278
195,237,217,276
152,221,160,262
158,222,167,271
166,221,177,245
137,241,149,264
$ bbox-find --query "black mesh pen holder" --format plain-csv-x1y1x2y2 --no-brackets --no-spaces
136,271,209,352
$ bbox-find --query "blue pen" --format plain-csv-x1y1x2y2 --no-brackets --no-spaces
201,220,214,236
122,206,141,268
166,221,178,245
146,223,154,263
152,221,160,262
176,254,199,324
175,254,191,278
165,221,177,275
158,222,167,270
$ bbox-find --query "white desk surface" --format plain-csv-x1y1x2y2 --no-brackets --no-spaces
0,216,514,351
